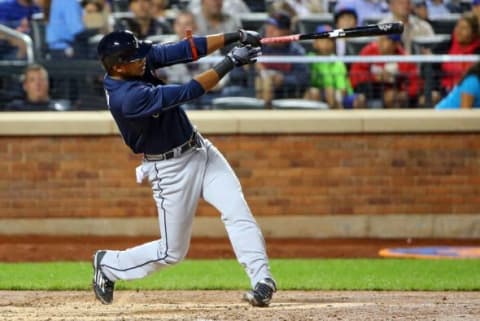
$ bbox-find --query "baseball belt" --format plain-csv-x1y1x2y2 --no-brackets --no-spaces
144,131,202,162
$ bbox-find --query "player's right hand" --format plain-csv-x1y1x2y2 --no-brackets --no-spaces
226,45,262,67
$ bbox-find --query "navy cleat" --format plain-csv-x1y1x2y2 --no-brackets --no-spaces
243,278,277,307
92,250,115,304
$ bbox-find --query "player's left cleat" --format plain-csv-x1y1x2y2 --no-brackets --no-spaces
92,250,115,305
243,278,277,307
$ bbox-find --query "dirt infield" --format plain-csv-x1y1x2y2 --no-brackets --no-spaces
1,290,479,321
2,236,480,320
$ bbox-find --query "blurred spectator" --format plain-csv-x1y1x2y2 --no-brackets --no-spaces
4,64,70,111
152,0,176,26
189,0,251,15
379,0,435,54
253,11,310,106
46,0,85,59
159,10,224,109
0,0,41,60
280,0,328,17
161,11,201,84
436,62,480,109
426,0,451,17
0,0,41,30
191,0,242,54
334,6,358,56
191,0,242,34
472,0,480,24
441,12,480,92
82,0,111,34
114,0,173,39
334,0,389,26
304,25,365,109
350,35,422,108
412,1,431,23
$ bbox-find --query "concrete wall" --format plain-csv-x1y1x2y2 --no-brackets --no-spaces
1,110,479,238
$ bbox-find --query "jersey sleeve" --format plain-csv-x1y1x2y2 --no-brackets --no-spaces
147,37,208,69
121,80,205,118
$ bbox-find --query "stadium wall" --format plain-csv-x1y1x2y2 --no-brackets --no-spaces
1,110,479,238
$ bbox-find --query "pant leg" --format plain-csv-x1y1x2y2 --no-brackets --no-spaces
201,139,273,287
100,148,206,281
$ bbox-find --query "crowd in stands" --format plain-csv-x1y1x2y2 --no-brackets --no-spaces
0,0,480,110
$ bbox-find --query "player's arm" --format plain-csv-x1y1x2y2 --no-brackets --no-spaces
147,30,260,68
206,30,261,54
123,46,261,118
194,45,261,92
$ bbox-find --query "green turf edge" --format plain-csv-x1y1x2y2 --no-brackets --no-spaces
0,259,479,291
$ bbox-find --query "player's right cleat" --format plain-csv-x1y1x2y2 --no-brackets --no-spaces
243,278,277,307
92,250,115,305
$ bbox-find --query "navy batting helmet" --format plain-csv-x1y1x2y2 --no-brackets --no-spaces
97,30,152,72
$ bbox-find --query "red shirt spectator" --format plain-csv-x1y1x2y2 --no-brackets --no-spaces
441,13,480,92
350,36,422,104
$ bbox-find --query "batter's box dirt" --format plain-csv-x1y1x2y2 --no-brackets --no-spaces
0,290,479,321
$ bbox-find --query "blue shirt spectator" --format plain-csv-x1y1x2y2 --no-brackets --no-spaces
436,62,480,109
46,0,84,54
426,0,451,18
335,0,389,26
435,75,480,109
0,0,40,60
0,0,41,29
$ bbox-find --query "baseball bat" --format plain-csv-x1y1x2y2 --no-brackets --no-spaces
260,22,404,44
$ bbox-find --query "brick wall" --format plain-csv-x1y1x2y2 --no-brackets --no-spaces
1,133,479,218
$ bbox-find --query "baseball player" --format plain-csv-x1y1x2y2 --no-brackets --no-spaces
92,29,276,307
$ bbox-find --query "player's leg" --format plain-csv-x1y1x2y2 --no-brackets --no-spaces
97,148,206,282
201,139,276,306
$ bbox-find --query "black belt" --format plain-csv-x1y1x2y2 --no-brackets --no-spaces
144,131,201,161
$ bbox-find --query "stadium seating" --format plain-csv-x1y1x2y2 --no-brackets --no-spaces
146,34,177,44
411,34,451,55
429,14,461,34
212,96,265,109
272,99,329,110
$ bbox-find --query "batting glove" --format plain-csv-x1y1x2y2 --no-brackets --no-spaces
239,29,262,47
226,45,262,66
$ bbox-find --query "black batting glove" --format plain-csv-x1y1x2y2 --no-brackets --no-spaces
226,45,262,66
239,29,262,47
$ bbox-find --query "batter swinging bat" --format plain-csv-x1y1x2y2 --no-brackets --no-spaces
260,22,404,44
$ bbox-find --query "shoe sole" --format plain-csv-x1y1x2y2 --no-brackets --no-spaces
92,251,112,305
243,291,269,307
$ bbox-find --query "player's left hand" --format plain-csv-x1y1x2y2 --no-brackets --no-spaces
239,29,261,47
227,45,262,66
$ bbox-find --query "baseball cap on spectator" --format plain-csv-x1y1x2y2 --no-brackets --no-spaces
266,11,292,30
474,0,480,5
316,24,333,33
334,6,358,25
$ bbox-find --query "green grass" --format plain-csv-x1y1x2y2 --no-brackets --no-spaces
0,259,479,291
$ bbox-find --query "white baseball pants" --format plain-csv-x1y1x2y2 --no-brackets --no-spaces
99,137,273,288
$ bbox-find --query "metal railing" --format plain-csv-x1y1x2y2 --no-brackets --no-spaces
0,54,478,110
0,24,34,65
